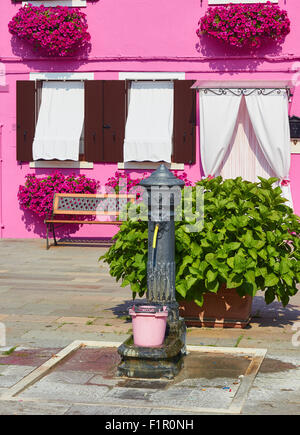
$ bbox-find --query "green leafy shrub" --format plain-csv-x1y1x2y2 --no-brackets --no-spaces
100,177,300,307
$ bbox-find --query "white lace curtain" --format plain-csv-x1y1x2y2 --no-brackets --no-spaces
199,89,293,208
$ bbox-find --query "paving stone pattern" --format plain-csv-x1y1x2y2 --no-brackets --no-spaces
0,239,299,415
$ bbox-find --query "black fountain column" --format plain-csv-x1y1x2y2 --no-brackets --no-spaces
117,164,186,379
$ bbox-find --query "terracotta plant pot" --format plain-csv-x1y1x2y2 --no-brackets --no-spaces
179,286,252,329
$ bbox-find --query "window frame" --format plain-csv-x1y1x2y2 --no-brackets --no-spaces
118,72,186,170
34,79,86,161
21,0,87,7
29,72,93,169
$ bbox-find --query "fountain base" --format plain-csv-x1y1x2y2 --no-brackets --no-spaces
117,318,186,379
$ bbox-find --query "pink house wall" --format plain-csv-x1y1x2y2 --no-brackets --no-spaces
0,0,299,239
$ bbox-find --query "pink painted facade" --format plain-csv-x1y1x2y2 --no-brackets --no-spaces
0,0,300,239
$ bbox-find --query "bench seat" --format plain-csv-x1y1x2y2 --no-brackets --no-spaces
45,193,135,249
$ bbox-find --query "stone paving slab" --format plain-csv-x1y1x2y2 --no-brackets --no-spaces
55,317,96,325
0,400,70,415
0,365,36,388
4,315,59,324
21,381,110,404
65,404,153,415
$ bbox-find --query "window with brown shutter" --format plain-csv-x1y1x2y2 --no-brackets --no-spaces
17,79,86,163
173,80,196,165
16,79,195,165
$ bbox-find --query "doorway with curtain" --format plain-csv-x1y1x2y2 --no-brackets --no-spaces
199,86,293,208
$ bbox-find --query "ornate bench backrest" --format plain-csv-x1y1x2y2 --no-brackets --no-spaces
53,193,135,216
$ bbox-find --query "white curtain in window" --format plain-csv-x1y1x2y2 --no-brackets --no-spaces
123,81,174,162
33,81,84,161
199,90,242,176
219,96,276,182
245,92,293,208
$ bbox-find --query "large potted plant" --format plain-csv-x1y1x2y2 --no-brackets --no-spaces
101,177,300,328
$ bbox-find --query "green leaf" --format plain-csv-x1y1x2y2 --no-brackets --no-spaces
190,241,202,256
282,274,293,286
201,239,211,248
248,248,257,261
182,256,193,266
265,289,275,304
189,266,200,276
130,282,140,293
227,257,235,269
234,255,247,273
267,246,278,257
193,294,204,307
227,273,243,288
205,253,215,264
279,258,290,275
176,281,188,298
255,240,266,250
243,281,258,297
242,231,254,248
258,249,267,260
265,273,279,287
207,269,218,283
207,279,219,293
186,275,198,290
224,242,241,251
244,270,256,284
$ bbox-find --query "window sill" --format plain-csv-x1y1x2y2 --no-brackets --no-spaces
29,161,93,169
22,0,86,7
118,162,184,170
291,140,300,154
208,0,277,3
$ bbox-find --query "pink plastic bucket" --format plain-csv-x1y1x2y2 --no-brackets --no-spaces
129,305,168,347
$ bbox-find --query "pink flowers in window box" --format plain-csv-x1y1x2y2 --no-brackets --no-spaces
105,171,193,199
9,4,91,57
18,172,99,218
197,2,290,48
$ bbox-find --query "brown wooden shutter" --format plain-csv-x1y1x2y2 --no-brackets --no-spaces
173,80,196,165
84,80,125,163
16,81,35,162
84,80,103,162
102,80,125,162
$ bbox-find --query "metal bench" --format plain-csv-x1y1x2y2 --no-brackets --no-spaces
44,193,135,249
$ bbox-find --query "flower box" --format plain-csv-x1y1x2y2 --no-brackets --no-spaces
9,4,90,56
197,2,290,48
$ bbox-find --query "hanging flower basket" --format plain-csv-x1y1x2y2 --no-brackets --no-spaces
197,2,290,48
8,4,91,56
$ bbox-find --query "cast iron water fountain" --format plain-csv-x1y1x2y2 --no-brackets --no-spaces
117,164,186,379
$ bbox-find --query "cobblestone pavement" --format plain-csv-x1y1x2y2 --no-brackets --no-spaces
0,239,299,415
